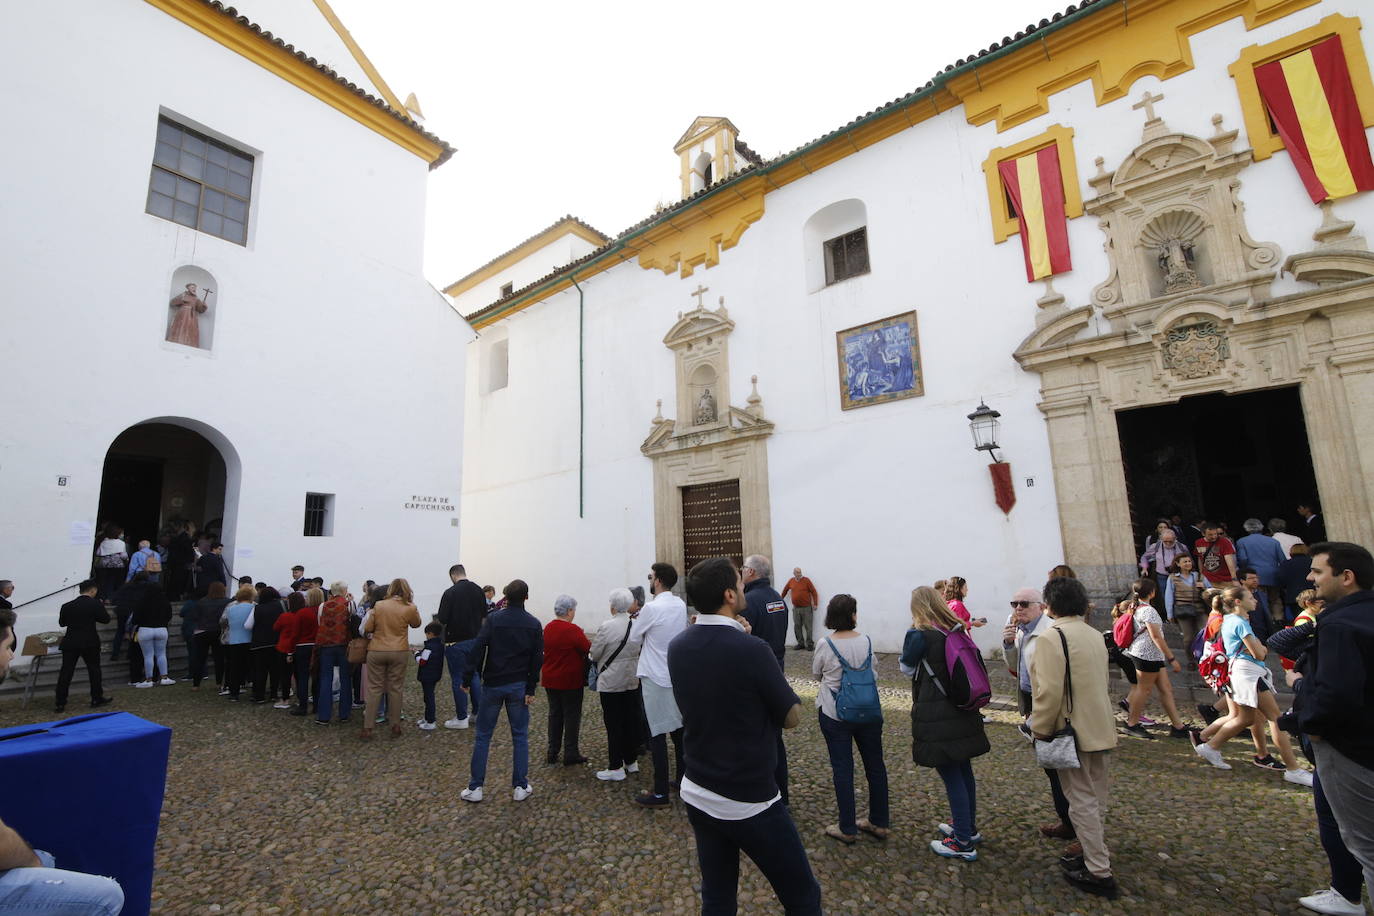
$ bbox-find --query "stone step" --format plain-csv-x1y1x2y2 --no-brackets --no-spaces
0,621,195,704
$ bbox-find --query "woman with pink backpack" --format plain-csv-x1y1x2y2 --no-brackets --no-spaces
1113,579,1189,740
899,586,990,862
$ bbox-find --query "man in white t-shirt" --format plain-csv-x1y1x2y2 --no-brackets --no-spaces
1269,518,1303,559
628,562,688,808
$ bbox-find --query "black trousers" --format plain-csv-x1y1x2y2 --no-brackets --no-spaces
687,801,822,915
225,644,249,698
250,647,287,701
599,688,642,770
55,646,103,708
1020,689,1073,826
545,687,584,760
649,728,684,797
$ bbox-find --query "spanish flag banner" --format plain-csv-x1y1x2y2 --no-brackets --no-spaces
998,146,1072,282
1254,36,1374,204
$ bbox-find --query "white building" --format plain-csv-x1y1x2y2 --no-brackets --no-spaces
0,0,472,651
449,0,1374,651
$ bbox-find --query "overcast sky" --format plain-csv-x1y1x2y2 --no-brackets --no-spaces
328,0,1059,291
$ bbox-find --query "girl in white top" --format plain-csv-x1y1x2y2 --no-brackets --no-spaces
1119,578,1187,739
811,594,889,845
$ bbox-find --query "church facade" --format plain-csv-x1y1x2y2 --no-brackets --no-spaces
1,0,471,645
450,0,1374,650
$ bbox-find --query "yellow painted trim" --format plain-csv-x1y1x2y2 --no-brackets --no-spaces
954,0,1319,132
636,179,766,278
310,0,407,114
143,0,446,165
443,219,610,297
981,125,1082,244
1228,14,1374,162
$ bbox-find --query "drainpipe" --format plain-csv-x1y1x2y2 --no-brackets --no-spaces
570,272,585,519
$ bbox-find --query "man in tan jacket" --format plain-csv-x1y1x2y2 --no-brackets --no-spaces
1029,576,1119,901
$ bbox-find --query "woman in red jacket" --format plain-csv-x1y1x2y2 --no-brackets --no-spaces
542,594,591,766
271,591,304,709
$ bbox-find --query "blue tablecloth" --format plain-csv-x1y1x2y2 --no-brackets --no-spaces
0,711,171,916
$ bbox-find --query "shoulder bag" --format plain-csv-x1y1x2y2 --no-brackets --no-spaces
1034,629,1081,770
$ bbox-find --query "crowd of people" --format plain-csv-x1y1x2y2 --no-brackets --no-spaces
2,504,1371,915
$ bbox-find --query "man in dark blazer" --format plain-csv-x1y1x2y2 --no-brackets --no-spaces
54,580,113,713
0,579,13,610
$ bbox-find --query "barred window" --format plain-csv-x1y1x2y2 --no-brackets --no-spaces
823,227,870,285
146,117,253,245
303,493,334,537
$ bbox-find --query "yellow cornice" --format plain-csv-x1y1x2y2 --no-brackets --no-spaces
443,219,610,297
953,0,1319,132
310,0,407,114
1229,14,1374,162
635,178,766,278
144,0,448,166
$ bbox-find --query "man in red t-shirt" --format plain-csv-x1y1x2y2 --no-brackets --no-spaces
1195,523,1238,586
780,568,819,651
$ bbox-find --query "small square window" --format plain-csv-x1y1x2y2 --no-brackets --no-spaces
823,227,870,285
146,116,253,246
303,492,334,537
499,282,514,298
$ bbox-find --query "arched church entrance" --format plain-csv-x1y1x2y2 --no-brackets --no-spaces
1116,386,1319,546
96,419,241,577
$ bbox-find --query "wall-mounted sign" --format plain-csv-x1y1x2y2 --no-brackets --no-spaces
405,495,456,512
56,476,69,487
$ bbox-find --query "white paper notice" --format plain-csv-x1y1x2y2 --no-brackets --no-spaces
237,547,254,559
69,521,93,545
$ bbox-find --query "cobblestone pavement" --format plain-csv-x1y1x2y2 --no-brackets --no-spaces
0,648,1336,915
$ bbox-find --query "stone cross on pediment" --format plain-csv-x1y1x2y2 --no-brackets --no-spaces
1133,90,1168,141
690,284,710,309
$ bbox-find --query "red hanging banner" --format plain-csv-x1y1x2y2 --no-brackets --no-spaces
989,462,1016,515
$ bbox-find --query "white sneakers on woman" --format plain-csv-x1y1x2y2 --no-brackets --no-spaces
596,767,626,781
1298,887,1364,915
159,678,176,686
1284,768,1315,787
133,681,154,688
1194,743,1232,769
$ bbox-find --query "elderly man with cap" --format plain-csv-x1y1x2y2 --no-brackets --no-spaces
1003,585,1077,857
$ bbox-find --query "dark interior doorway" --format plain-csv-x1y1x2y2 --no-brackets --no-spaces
1116,386,1319,548
97,423,227,547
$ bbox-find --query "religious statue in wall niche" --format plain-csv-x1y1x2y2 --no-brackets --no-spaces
695,387,718,425
1157,238,1200,293
167,283,211,348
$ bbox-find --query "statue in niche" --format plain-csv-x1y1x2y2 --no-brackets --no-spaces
1156,238,1200,293
695,387,718,425
167,283,211,348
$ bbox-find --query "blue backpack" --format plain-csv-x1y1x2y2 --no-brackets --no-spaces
825,636,883,724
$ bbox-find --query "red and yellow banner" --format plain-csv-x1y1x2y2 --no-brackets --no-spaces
1255,36,1374,203
998,145,1072,282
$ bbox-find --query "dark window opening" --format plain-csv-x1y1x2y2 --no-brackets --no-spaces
823,227,870,285
303,492,333,537
500,282,514,298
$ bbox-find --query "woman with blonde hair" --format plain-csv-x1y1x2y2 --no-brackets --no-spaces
1191,586,1312,785
362,578,421,739
899,586,989,861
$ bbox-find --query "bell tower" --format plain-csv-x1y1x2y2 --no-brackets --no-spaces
674,116,745,199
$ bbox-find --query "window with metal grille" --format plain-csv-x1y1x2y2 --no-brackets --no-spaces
146,117,253,245
823,227,870,285
303,492,333,537
681,479,744,578
499,282,514,298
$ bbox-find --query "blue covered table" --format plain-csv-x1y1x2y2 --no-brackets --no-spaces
0,711,171,916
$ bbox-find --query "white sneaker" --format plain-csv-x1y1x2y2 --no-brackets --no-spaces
460,787,482,803
444,717,470,730
418,721,436,731
512,783,533,802
625,762,640,774
596,768,627,782
1195,743,1232,769
272,701,291,709
1285,768,1315,787
159,678,176,686
1298,887,1364,915
937,823,985,845
218,688,229,696
134,681,154,689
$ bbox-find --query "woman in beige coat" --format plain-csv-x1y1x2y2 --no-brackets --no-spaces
361,578,422,739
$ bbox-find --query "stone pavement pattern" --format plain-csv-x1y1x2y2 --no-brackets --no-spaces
0,650,1332,915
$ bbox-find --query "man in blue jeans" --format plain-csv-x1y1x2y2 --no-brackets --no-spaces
0,607,123,914
669,557,821,915
461,580,543,803
435,564,488,729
